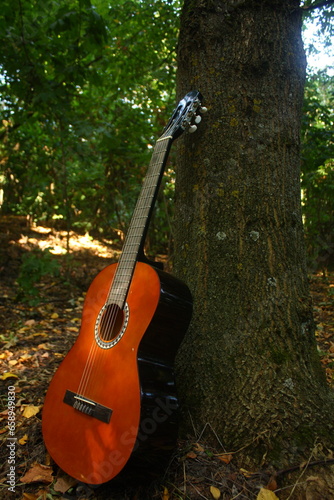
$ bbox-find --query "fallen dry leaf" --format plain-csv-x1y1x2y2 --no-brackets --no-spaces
266,477,278,491
22,405,41,418
22,493,39,500
44,452,52,466
217,453,233,464
162,486,170,500
19,433,28,445
25,319,36,326
68,326,79,332
193,442,205,453
305,475,321,482
19,353,32,362
20,463,53,484
256,488,279,500
210,485,221,499
18,326,29,333
37,343,49,349
240,468,255,478
0,372,19,380
53,474,77,493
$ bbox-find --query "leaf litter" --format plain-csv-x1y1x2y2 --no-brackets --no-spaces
0,218,334,499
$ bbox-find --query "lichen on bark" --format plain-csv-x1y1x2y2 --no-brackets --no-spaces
173,0,334,468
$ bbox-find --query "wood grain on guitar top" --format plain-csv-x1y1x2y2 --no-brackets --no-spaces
42,261,192,484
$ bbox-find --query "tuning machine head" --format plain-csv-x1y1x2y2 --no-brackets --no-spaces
183,98,207,134
162,91,206,140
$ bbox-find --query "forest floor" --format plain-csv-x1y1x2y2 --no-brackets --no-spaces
0,216,334,500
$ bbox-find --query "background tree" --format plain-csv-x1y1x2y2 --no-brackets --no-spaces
301,70,334,272
1,0,333,265
0,0,180,252
174,0,334,469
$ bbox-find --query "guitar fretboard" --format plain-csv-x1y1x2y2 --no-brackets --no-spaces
107,136,172,308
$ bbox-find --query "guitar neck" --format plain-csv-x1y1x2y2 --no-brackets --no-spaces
107,135,173,307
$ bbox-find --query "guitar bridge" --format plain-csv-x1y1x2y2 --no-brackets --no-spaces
63,390,112,424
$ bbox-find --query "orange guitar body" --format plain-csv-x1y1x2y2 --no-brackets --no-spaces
42,261,192,485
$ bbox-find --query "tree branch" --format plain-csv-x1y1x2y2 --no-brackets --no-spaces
302,0,334,11
276,458,334,477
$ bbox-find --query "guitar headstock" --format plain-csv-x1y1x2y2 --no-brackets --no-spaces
161,91,206,141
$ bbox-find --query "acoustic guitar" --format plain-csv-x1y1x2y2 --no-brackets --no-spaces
42,91,205,485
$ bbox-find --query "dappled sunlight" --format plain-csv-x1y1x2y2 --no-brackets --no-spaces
17,226,121,259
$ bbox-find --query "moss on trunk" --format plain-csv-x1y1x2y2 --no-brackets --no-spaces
174,0,334,468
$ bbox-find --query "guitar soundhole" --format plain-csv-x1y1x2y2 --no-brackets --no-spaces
99,304,123,341
95,302,129,349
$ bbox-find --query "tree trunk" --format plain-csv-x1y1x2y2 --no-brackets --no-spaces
174,0,334,468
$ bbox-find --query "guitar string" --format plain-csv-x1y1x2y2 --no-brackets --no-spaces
99,142,167,336
75,195,151,398
76,144,166,397
100,139,169,341
93,143,167,347
76,138,171,399
74,100,201,399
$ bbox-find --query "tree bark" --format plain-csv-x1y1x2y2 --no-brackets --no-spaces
174,0,334,468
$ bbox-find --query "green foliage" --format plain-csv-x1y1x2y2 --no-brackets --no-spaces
301,1,334,271
0,0,180,253
17,247,60,304
301,70,334,271
1,0,333,264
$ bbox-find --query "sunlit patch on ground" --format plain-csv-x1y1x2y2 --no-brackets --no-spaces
0,218,333,499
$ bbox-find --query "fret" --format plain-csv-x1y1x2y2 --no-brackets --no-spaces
132,204,155,210
156,135,173,142
106,136,173,305
107,285,127,296
119,243,140,251
117,259,138,267
100,92,204,308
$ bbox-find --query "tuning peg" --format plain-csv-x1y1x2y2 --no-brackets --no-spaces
194,115,202,124
189,124,197,133
200,106,208,113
